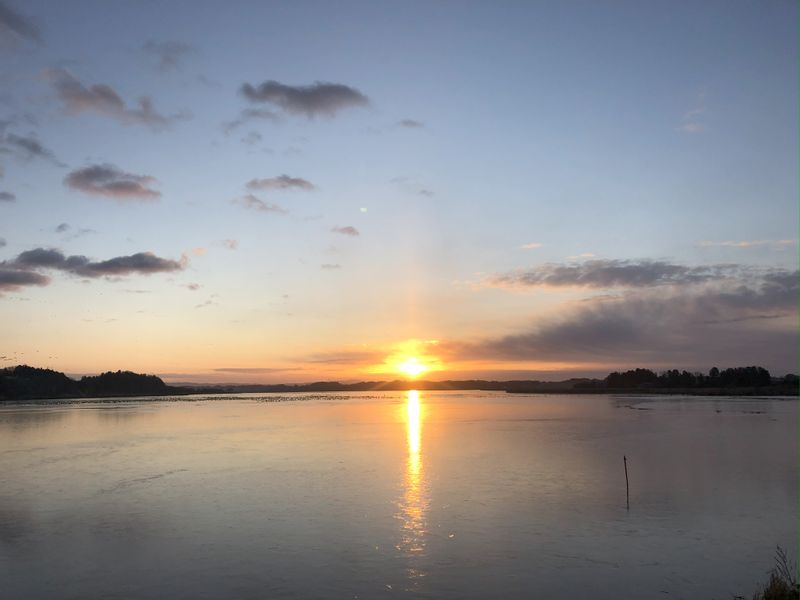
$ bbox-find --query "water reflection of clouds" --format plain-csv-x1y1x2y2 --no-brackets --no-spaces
396,390,429,588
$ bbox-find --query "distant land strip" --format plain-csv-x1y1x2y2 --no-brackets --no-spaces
0,365,797,401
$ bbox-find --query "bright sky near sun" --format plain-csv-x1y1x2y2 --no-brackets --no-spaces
0,1,797,382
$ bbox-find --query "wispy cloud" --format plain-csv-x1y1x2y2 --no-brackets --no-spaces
678,89,707,134
331,225,359,237
45,68,188,129
397,119,424,128
246,175,315,191
521,242,543,250
234,193,286,214
240,80,369,118
64,164,160,201
698,239,796,249
0,1,41,45
486,259,745,289
142,40,193,71
0,190,14,202
222,108,279,134
321,263,341,270
1,132,64,166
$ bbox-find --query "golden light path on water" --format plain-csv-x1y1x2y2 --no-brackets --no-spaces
397,389,429,588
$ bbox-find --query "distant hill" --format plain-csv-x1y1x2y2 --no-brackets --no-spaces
0,366,184,400
0,364,796,401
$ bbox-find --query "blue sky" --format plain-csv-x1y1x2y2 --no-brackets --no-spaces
0,1,797,381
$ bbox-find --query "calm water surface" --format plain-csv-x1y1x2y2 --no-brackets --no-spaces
0,391,796,599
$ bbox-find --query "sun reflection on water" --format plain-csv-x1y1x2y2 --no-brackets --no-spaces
397,389,429,587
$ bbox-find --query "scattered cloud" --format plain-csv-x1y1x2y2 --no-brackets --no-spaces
566,252,596,260
0,237,5,247
698,239,796,249
223,108,279,133
321,263,341,270
222,239,238,250
142,40,193,71
390,176,434,197
9,247,186,277
0,132,63,166
0,1,41,45
184,282,200,291
521,242,543,250
45,68,187,129
678,89,707,134
486,259,747,289
64,164,160,200
678,123,704,134
55,223,69,233
331,225,359,237
234,193,286,214
241,131,262,146
0,190,14,202
240,80,369,118
397,119,424,128
246,174,315,192
190,247,207,256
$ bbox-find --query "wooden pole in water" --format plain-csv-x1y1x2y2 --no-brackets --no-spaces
623,455,629,509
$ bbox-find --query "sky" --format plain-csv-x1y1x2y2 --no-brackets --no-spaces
0,0,797,383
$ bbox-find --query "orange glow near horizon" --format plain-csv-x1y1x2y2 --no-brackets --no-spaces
369,339,444,379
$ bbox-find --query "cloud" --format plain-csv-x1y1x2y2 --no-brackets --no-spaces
678,123,705,134
521,242,543,250
0,237,5,247
1,133,63,166
0,1,40,44
246,175,315,191
142,40,192,71
234,193,286,214
241,131,262,146
0,190,14,201
331,225,359,237
45,68,186,129
321,263,341,270
222,108,279,134
0,268,49,292
458,269,798,371
698,239,796,249
64,164,160,200
184,283,200,291
213,367,301,373
7,247,185,278
398,119,424,128
222,239,238,250
55,223,69,233
390,176,434,197
240,80,369,118
487,259,741,289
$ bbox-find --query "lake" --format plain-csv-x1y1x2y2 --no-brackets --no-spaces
0,391,796,599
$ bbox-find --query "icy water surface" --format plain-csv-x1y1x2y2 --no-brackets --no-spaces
0,391,796,599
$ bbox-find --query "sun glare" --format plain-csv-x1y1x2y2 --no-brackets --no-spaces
397,357,428,378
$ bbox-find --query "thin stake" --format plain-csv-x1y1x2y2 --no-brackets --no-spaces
623,455,630,509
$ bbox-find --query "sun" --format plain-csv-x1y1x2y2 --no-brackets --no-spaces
396,357,428,378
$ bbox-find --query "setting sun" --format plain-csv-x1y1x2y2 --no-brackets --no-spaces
397,357,428,378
